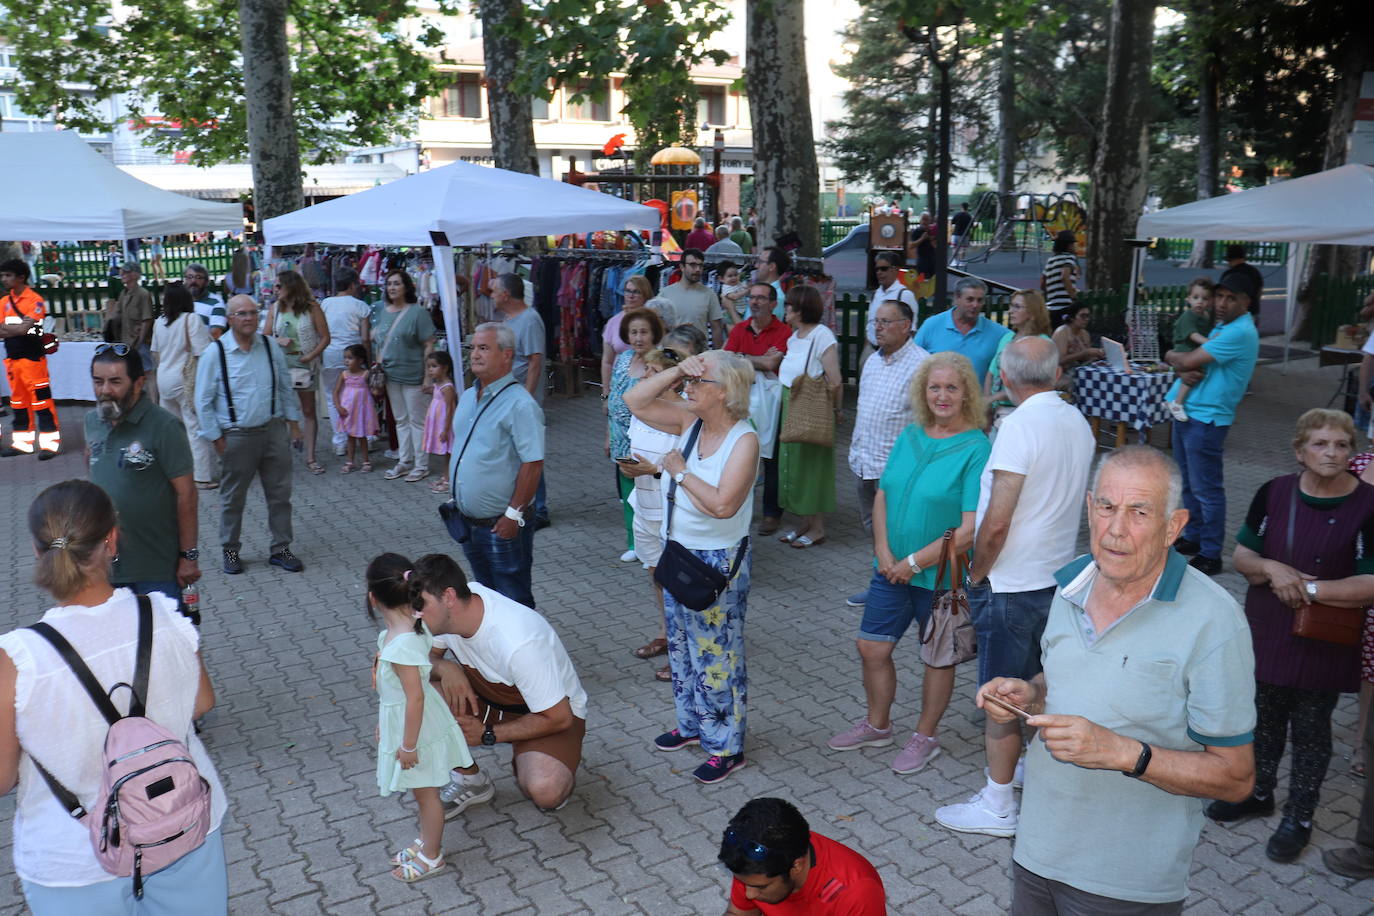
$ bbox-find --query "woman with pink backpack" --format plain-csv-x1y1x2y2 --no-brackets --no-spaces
0,480,228,913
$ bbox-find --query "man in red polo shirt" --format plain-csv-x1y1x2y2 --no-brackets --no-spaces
725,284,791,534
0,258,59,458
720,798,886,915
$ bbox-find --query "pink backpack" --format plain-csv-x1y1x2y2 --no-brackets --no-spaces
29,596,212,898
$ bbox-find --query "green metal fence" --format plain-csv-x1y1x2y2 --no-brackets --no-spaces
1308,273,1374,350
821,219,862,248
42,241,239,283
1147,239,1288,265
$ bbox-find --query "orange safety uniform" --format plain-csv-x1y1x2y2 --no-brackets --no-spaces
3,286,59,454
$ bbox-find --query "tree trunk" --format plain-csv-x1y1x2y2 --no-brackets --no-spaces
996,28,1017,210
480,0,537,176
1085,0,1156,291
1182,1,1218,270
746,0,820,256
238,0,304,224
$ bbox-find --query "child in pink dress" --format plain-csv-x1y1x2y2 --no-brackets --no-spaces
332,344,379,472
421,351,457,493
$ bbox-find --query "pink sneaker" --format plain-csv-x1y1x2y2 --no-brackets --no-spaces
891,733,941,774
827,717,894,752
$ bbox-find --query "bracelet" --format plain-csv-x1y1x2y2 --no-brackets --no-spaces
399,743,417,753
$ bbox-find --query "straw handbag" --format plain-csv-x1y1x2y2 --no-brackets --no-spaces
779,334,834,448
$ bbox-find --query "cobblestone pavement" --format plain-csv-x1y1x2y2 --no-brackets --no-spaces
3,347,1373,914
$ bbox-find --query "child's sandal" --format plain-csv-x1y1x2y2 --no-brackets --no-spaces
340,462,356,474
389,838,423,866
391,849,445,883
361,461,374,473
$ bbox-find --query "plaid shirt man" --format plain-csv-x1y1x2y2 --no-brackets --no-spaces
848,338,928,480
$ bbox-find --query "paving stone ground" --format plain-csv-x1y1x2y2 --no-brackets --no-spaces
3,344,1374,914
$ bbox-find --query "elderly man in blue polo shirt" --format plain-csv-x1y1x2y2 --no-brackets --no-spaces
979,446,1255,914
913,277,1010,380
448,322,544,608
1163,268,1261,576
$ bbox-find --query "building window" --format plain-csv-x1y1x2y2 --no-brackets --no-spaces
440,73,483,119
531,95,549,120
696,86,727,127
565,81,610,122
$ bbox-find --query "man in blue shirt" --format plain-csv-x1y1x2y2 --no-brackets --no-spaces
196,295,304,575
1163,268,1261,576
913,278,1010,380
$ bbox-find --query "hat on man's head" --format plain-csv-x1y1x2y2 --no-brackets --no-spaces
1216,267,1259,305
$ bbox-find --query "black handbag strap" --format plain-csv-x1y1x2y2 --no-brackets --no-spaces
215,334,277,426
664,419,749,583
450,380,519,504
26,595,155,819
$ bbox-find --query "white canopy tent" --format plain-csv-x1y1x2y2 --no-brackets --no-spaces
262,161,663,369
1136,164,1374,365
0,131,243,239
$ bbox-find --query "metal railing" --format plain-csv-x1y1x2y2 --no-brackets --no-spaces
39,241,240,283
1148,239,1288,265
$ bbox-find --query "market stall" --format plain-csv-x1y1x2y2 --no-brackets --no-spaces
261,160,662,373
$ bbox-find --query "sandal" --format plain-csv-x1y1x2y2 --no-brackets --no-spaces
655,665,672,682
361,461,374,473
1354,758,1367,779
633,637,668,659
791,534,827,549
389,838,423,866
340,462,356,474
391,849,446,883
430,478,450,494
384,464,411,480
405,468,430,483
307,461,326,475
778,529,801,544
195,480,220,490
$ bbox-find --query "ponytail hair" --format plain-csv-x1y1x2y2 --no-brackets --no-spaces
366,552,421,633
28,480,117,602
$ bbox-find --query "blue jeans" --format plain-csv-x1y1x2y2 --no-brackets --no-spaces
968,583,1056,688
1172,418,1230,559
858,570,933,643
535,471,549,521
461,520,536,608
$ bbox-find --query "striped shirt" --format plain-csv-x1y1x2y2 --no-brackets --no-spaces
193,292,227,331
1042,253,1079,311
848,339,929,480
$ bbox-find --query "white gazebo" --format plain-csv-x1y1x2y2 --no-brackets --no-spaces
262,161,662,370
1137,164,1374,363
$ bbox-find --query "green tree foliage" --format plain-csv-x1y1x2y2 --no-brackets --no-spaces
503,0,731,171
1,0,452,165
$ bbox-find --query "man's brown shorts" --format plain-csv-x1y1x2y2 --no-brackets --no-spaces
462,663,585,775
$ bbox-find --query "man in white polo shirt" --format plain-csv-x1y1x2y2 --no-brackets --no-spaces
935,336,1093,837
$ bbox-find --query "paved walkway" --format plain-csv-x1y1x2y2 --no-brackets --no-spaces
1,346,1371,914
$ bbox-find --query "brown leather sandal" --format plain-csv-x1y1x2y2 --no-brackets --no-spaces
633,637,668,659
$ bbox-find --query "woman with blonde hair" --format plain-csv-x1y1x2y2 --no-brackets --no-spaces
984,289,1053,419
268,269,331,473
827,352,990,777
0,480,228,913
625,349,758,783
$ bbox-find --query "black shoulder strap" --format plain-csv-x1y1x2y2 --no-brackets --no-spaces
27,623,123,726
132,595,153,718
262,334,277,418
215,338,236,425
662,420,703,538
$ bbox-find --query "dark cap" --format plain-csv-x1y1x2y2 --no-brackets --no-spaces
1215,267,1259,305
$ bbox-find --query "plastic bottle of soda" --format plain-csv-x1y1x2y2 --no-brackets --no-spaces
181,583,201,625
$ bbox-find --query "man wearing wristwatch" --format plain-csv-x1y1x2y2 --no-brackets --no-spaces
411,553,588,814
979,446,1256,912
448,322,544,608
85,345,203,622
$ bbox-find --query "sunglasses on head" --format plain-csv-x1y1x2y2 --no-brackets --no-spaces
662,348,681,361
723,828,770,862
94,343,131,356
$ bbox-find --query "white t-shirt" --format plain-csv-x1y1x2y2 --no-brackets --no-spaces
0,590,227,886
320,295,372,369
778,324,837,389
975,391,1095,592
432,583,588,719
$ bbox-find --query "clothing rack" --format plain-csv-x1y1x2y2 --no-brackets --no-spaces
543,247,650,262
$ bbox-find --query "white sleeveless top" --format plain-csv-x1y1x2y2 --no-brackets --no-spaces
0,589,228,886
662,419,757,550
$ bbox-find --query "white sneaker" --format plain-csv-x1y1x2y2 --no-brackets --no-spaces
934,789,1018,837
1167,401,1189,423
619,549,638,563
440,772,495,820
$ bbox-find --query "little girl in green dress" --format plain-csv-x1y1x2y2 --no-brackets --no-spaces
368,552,473,883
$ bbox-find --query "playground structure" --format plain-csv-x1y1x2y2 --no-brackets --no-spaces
955,190,1089,268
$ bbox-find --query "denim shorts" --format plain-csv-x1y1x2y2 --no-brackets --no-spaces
858,569,934,643
969,583,1057,687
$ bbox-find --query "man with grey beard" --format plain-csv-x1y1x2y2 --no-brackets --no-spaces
85,344,203,620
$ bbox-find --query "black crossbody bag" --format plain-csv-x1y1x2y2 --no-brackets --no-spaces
653,420,749,611
438,381,518,543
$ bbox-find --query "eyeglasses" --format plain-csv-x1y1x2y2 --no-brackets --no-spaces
684,377,719,387
723,828,770,862
623,289,643,296
230,309,261,318
94,343,131,356
875,265,895,272
873,317,909,327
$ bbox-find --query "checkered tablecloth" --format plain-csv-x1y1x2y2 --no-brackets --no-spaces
1073,363,1175,431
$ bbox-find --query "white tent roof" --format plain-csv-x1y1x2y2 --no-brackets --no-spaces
1136,163,1374,245
0,131,243,239
262,160,661,249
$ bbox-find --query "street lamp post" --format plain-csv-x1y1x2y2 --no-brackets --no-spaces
928,24,957,313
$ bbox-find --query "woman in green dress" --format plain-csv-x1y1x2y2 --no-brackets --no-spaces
776,285,843,549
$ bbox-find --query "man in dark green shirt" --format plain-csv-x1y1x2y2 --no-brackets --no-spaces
85,345,203,620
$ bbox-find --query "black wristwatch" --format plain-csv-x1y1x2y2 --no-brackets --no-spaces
1123,741,1152,778
481,724,497,746
178,548,200,561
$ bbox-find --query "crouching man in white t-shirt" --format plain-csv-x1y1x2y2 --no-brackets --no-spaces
410,553,589,813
